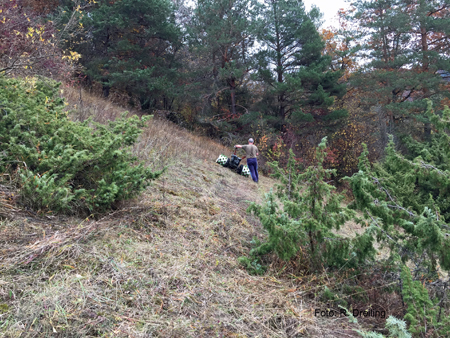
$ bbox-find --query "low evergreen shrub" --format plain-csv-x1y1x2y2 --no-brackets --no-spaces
0,77,163,214
243,137,376,271
348,143,450,274
346,101,450,336
341,304,412,338
398,100,450,221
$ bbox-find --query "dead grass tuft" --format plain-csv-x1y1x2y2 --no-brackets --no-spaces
62,85,140,123
132,118,230,172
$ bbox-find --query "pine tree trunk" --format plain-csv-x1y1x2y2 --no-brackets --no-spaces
278,93,285,119
379,8,389,65
230,78,237,115
421,23,430,140
273,0,285,119
213,52,220,113
276,26,284,118
309,229,315,254
374,105,388,149
421,26,429,71
230,88,237,115
102,78,110,98
102,84,110,98
213,52,218,83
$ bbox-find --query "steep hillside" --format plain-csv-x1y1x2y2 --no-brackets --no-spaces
0,90,362,338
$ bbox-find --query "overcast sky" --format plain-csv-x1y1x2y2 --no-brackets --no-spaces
303,0,352,29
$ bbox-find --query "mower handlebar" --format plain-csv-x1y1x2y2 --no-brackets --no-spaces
233,148,246,160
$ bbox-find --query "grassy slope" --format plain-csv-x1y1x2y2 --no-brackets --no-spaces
0,88,362,338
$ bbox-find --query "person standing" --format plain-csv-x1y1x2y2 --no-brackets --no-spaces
235,138,259,183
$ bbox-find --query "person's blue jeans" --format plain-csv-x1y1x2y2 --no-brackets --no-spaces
247,158,259,182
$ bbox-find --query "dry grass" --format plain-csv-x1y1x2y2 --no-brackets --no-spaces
62,84,231,171
0,157,321,337
62,85,138,123
0,86,385,337
133,118,230,173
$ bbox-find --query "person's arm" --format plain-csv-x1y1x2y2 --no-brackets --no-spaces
234,145,242,148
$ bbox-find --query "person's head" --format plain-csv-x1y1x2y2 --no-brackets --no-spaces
248,138,254,144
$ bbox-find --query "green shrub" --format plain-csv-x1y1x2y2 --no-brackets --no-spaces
346,101,450,336
245,138,375,271
400,265,450,337
0,77,163,214
237,256,267,276
348,143,450,274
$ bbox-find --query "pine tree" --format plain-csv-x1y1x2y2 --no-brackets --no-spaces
346,0,450,139
246,138,375,270
72,0,181,110
188,0,258,116
254,0,346,123
348,101,450,276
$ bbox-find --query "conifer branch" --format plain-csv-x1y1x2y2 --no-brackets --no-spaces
419,161,448,176
371,177,415,217
366,210,397,245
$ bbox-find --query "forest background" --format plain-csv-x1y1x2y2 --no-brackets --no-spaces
2,0,450,337
3,0,450,177
0,0,437,174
